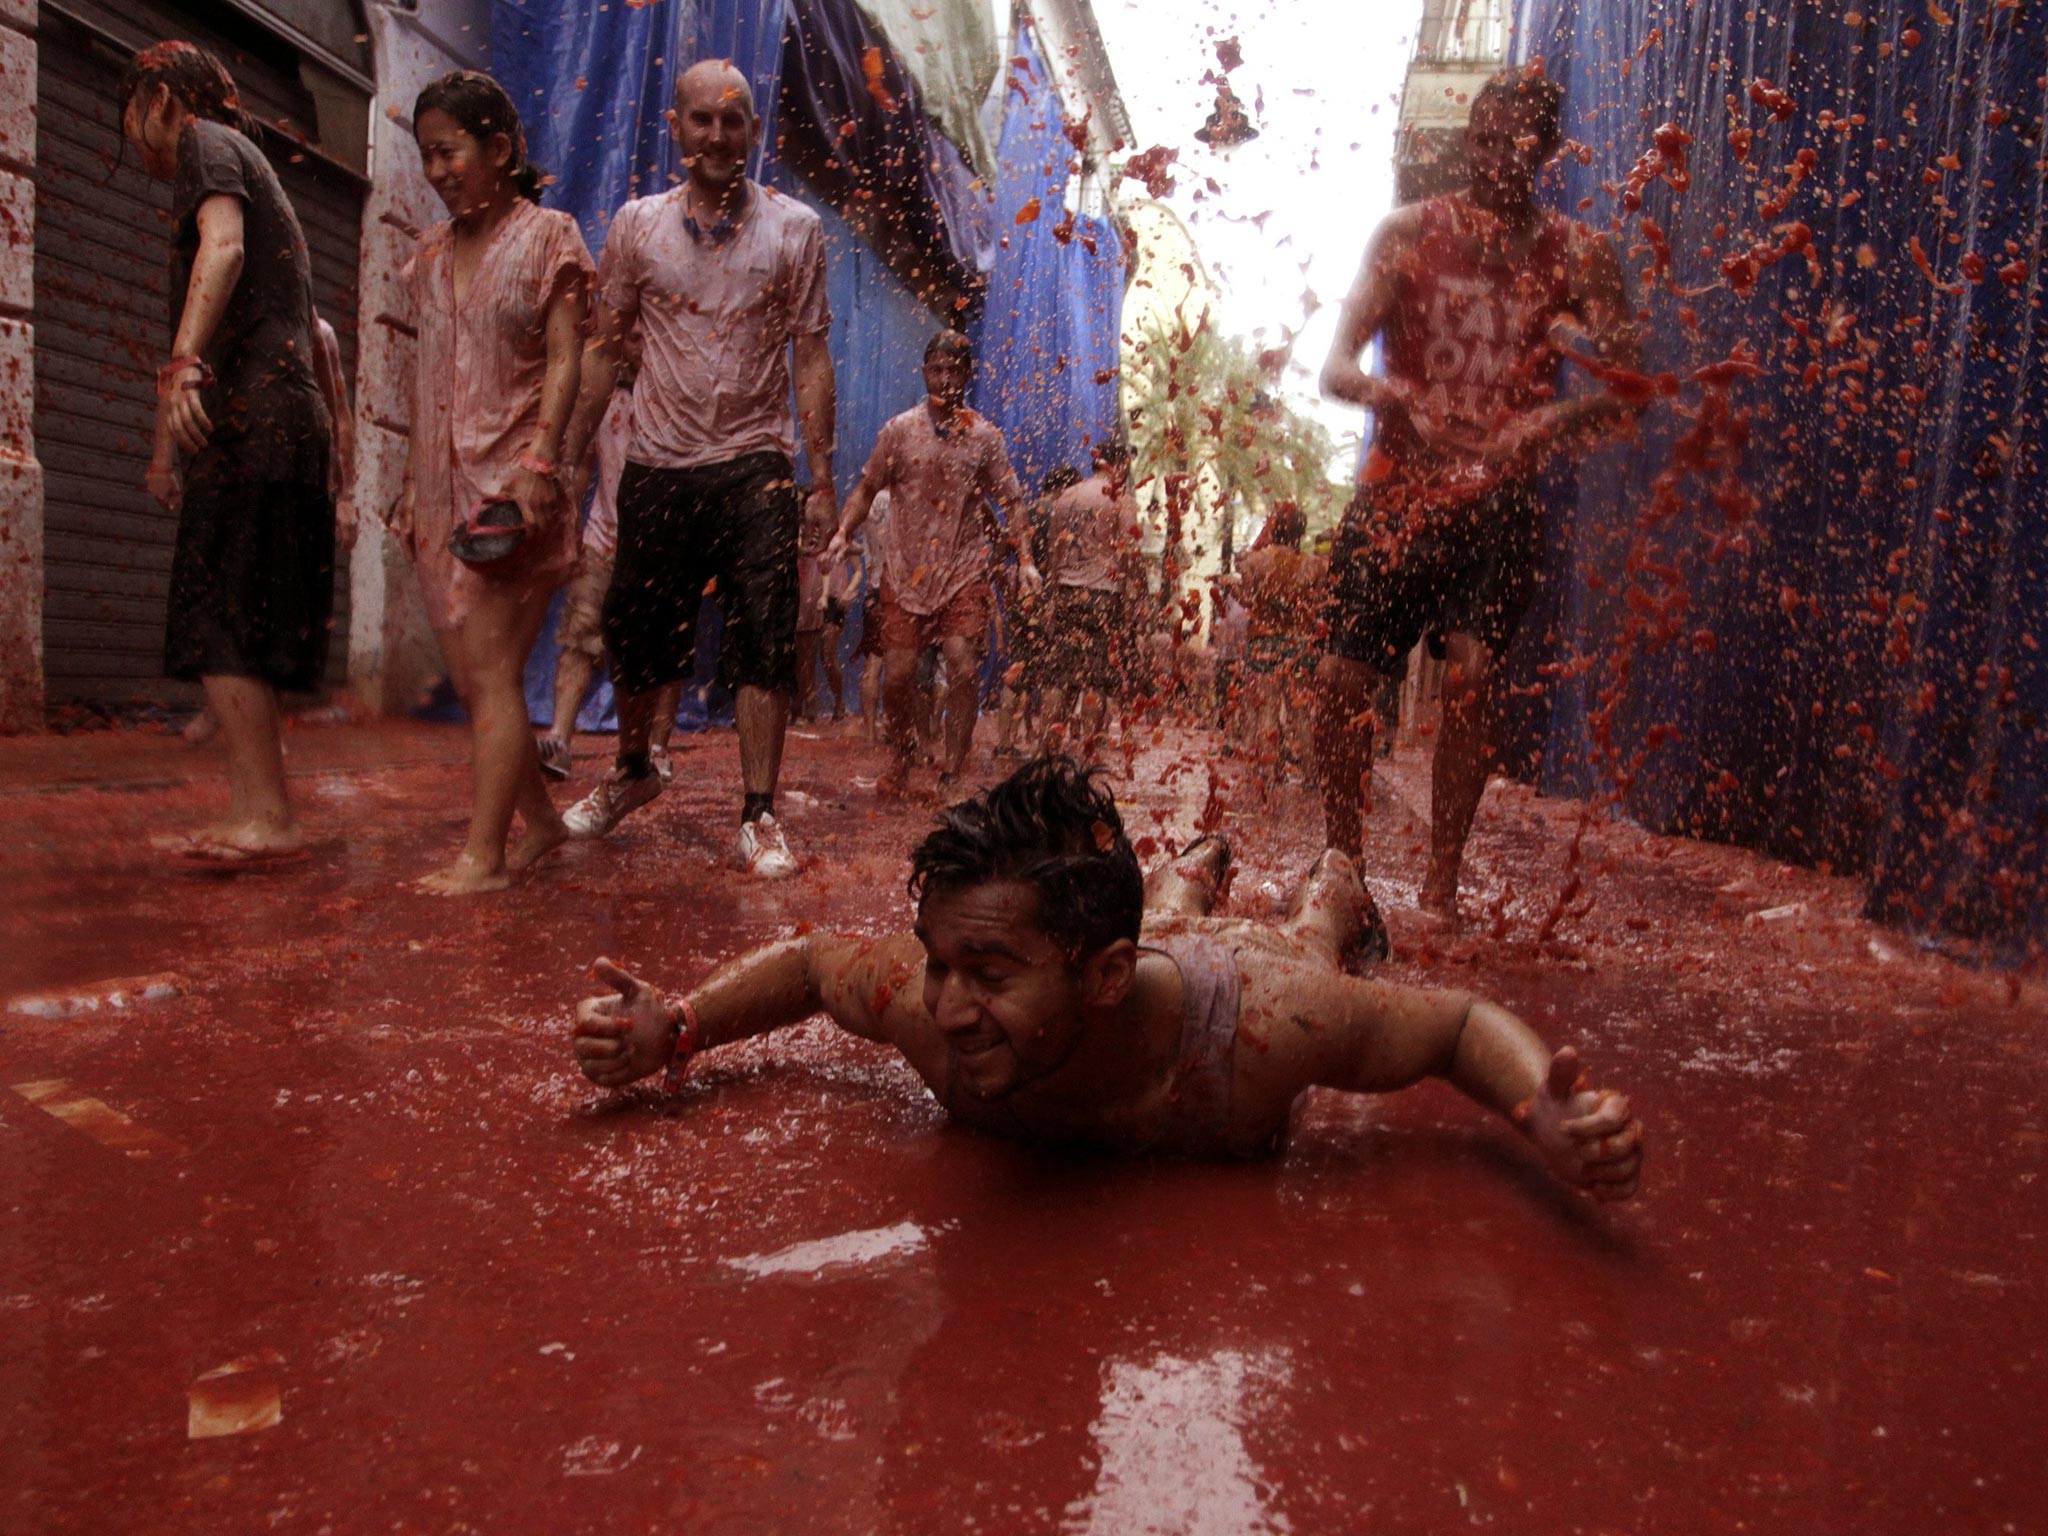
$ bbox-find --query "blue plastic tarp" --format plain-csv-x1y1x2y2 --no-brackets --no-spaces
777,0,994,299
1509,1,2047,959
968,22,1126,495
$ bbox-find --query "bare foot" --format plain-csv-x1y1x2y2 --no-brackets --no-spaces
415,856,512,896
1419,863,1460,920
156,819,304,857
875,755,914,799
507,815,570,872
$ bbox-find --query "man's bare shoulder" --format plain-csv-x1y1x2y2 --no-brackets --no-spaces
1371,199,1430,249
810,931,949,1074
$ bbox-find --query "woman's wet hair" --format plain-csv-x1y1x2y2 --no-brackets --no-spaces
1472,68,1565,158
413,71,546,203
909,755,1143,960
120,40,258,140
1040,464,1082,497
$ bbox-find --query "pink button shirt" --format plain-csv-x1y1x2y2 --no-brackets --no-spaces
858,404,1023,615
597,181,832,470
403,199,593,629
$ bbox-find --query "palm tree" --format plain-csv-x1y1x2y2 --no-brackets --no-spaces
1123,313,1348,628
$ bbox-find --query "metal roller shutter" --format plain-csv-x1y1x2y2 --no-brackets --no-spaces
33,1,366,706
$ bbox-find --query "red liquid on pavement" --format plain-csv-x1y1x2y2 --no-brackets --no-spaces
0,721,2039,1532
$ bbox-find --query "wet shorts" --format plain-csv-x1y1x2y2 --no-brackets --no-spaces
1245,630,1311,677
556,547,613,660
876,580,990,655
603,452,800,694
1046,586,1125,692
164,476,335,693
1324,480,1544,673
822,596,848,630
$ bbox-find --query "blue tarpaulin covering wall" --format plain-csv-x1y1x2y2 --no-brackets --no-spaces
969,22,1126,494
1506,1,2046,959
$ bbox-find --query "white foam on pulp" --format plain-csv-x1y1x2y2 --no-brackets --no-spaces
722,1220,928,1278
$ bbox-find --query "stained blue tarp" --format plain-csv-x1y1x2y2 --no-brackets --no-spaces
487,0,693,257
1509,1,2046,959
968,22,1126,493
777,0,993,300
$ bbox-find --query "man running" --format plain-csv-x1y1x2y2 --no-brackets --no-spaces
826,331,1033,793
571,756,1644,1198
1317,68,1642,913
1040,441,1140,749
559,59,837,878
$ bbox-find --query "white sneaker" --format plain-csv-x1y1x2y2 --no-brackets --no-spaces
649,744,675,786
563,765,662,839
737,813,799,878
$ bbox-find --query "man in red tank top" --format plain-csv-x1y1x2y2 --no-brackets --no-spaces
1316,70,1643,915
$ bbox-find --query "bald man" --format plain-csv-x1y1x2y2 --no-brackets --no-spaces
561,60,838,878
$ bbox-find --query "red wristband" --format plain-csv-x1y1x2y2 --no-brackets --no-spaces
516,448,557,478
157,356,214,394
663,996,701,1093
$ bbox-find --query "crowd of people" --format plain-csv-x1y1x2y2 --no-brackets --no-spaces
132,38,1649,1181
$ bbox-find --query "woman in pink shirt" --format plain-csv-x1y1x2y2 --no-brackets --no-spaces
392,72,593,895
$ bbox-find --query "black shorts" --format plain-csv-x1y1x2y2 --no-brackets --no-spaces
1046,586,1124,691
164,476,334,692
822,596,848,630
603,452,800,694
1324,480,1544,673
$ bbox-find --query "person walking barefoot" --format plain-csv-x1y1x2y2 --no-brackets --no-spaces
395,71,592,894
127,42,335,868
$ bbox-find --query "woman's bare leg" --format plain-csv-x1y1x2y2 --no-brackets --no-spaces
820,622,845,721
420,587,563,894
189,674,299,852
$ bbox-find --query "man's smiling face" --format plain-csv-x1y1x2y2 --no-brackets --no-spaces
916,880,1089,1100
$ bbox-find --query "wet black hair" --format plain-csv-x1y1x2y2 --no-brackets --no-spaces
120,40,259,141
1091,439,1133,470
1471,68,1565,158
1266,502,1307,549
1040,464,1082,497
413,71,546,204
924,329,974,367
909,755,1143,960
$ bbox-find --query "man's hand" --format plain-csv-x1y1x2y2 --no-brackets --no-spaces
1463,410,1552,475
1517,1046,1644,1202
159,362,214,456
822,526,852,571
803,482,838,549
335,495,360,553
1017,559,1045,598
572,957,678,1089
145,457,182,514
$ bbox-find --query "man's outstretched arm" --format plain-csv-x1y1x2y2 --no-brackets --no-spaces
1278,976,1645,1201
572,933,928,1089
